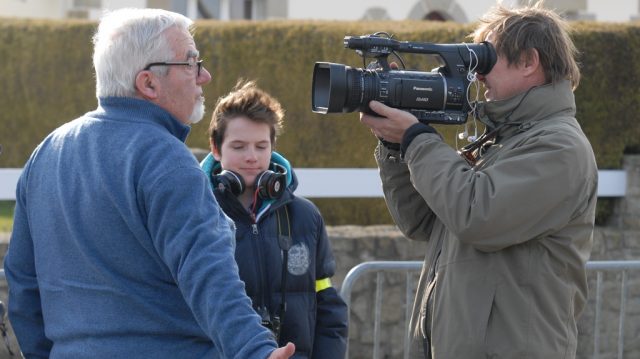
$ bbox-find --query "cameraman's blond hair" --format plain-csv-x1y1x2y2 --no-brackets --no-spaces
209,80,285,150
471,1,580,89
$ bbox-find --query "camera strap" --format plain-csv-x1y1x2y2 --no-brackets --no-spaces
275,205,292,340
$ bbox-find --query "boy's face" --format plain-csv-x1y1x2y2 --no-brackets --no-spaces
212,116,272,189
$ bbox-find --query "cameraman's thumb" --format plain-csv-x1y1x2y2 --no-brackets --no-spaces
268,342,295,359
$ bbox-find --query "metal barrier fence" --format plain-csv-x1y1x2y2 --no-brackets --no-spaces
2,262,638,358
339,260,640,359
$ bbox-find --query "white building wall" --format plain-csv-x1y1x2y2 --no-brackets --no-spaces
102,0,148,11
290,0,421,21
79,0,147,20
288,0,636,23
0,0,66,19
288,0,520,22
587,0,637,21
1,0,639,22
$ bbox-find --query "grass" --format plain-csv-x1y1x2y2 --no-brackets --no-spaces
0,201,15,233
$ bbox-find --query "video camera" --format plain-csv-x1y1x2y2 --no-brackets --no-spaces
311,32,497,125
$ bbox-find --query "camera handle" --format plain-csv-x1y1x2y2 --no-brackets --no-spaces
366,57,391,72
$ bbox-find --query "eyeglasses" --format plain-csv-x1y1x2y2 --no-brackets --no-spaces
144,59,204,77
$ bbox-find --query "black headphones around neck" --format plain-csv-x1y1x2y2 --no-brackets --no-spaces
213,163,287,200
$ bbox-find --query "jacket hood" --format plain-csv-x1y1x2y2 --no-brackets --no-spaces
200,151,296,190
200,151,298,220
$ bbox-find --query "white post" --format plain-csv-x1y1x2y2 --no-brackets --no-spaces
219,0,230,20
186,0,198,19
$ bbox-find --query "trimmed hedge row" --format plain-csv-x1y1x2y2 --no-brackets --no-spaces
1,18,638,224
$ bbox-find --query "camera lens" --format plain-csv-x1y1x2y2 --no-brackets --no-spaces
312,62,347,113
312,62,380,114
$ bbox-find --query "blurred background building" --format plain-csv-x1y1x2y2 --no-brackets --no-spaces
1,0,639,22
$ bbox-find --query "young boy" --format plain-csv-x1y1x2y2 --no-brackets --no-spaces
201,80,348,358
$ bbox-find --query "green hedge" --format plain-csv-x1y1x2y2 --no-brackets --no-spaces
1,19,638,224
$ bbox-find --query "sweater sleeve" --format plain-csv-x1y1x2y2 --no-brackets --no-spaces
3,163,53,358
311,213,348,358
144,166,277,359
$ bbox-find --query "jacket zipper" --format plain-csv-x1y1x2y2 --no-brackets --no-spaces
249,214,269,317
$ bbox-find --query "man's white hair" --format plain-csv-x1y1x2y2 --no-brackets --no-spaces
93,8,193,98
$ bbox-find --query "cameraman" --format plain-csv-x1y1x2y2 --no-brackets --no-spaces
359,2,597,358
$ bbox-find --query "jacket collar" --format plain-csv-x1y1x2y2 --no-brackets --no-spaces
94,97,191,143
476,80,575,139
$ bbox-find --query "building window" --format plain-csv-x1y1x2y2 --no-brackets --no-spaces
424,11,446,21
244,0,252,19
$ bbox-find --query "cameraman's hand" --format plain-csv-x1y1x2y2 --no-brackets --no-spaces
360,101,419,144
268,342,295,359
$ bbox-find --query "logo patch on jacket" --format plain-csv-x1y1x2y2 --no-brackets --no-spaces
287,242,310,275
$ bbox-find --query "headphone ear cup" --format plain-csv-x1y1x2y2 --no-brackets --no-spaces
255,170,286,200
214,170,245,196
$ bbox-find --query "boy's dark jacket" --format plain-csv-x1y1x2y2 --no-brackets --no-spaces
201,152,348,359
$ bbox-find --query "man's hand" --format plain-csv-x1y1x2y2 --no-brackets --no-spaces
359,101,419,144
268,342,295,359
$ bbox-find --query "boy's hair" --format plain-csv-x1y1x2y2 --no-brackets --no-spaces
471,1,580,89
209,80,285,151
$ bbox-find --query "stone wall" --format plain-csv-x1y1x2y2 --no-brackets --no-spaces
0,155,638,358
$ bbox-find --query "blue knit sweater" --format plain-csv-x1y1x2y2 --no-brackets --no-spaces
4,97,277,358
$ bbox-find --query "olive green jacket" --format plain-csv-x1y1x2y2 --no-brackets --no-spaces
376,81,597,358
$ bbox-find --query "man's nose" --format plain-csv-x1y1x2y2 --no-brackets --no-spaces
198,66,212,85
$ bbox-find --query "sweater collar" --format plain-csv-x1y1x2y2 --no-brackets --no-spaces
476,80,575,137
94,97,191,142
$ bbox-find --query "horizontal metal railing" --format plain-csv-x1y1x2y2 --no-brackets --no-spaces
0,168,628,200
339,260,640,359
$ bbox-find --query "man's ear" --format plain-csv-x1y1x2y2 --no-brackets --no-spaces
210,139,221,161
521,48,541,77
135,71,159,100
